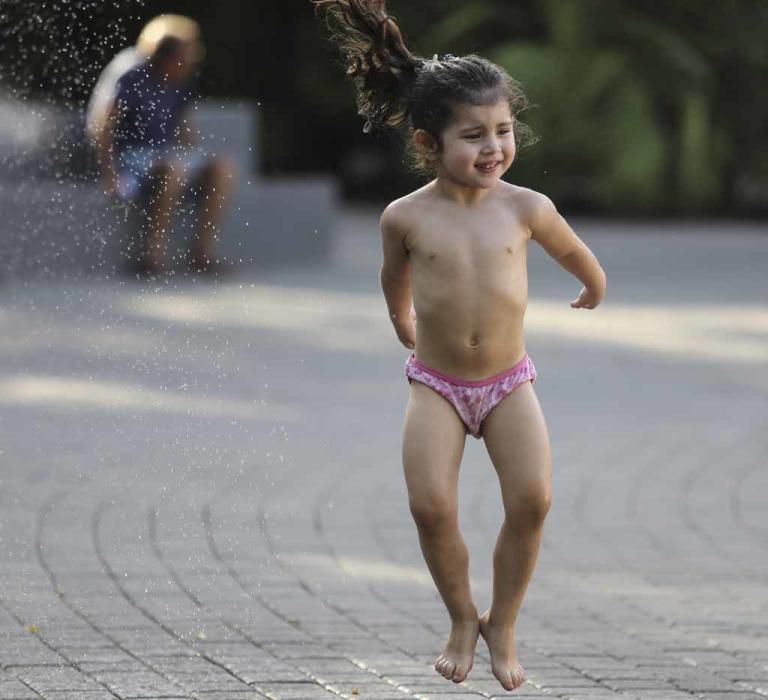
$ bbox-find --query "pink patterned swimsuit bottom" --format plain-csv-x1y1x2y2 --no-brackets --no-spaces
405,353,537,439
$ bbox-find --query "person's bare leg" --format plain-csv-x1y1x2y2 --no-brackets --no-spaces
190,156,234,267
143,163,183,272
403,382,479,683
479,381,551,691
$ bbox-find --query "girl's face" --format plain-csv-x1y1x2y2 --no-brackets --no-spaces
428,98,516,190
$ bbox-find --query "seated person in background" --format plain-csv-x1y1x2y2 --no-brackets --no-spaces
86,14,203,144
93,24,232,275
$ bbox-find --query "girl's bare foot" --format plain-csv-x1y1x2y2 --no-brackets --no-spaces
434,618,479,683
479,610,526,691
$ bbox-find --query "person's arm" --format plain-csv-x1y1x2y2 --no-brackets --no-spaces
176,86,199,147
380,202,416,349
528,193,606,309
96,99,120,196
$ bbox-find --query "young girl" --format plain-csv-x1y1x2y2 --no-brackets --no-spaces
314,1,606,691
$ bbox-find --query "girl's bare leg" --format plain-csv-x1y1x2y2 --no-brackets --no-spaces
479,381,552,691
402,382,478,683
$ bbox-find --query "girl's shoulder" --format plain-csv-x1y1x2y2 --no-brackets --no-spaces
499,182,553,208
499,183,558,224
380,184,434,230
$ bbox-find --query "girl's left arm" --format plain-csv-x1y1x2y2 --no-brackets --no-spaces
528,193,606,309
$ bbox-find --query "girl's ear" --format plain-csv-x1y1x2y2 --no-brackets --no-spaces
413,129,439,160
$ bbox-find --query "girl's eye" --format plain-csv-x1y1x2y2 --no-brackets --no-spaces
464,134,481,140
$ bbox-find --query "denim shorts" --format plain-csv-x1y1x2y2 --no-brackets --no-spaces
115,145,210,202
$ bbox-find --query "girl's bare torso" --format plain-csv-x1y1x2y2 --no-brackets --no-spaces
400,182,532,379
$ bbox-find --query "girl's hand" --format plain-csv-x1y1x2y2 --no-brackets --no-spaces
396,324,416,349
571,286,603,310
394,306,417,349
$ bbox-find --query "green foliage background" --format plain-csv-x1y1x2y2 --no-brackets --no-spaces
1,0,767,214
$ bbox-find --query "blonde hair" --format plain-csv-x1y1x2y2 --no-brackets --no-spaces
136,15,204,60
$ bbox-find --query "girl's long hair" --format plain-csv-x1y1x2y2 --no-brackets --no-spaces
312,0,420,132
314,0,534,174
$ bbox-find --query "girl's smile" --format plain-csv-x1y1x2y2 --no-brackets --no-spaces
475,160,503,174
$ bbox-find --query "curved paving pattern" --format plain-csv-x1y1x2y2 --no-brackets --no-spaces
1,214,767,699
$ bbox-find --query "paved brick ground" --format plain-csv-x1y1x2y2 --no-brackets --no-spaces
0,211,766,699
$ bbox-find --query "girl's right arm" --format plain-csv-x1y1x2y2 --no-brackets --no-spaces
380,203,416,349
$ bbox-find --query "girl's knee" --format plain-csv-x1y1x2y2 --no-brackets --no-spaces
409,496,457,532
505,488,551,528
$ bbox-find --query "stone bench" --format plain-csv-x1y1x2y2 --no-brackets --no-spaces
0,177,337,278
0,99,338,278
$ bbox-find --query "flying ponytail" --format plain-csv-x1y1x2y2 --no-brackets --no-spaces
312,0,420,132
315,1,534,175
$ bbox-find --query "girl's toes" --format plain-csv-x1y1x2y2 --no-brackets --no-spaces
442,660,456,679
496,669,515,691
452,663,470,683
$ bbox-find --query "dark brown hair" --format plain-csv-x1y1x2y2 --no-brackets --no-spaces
313,0,533,174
